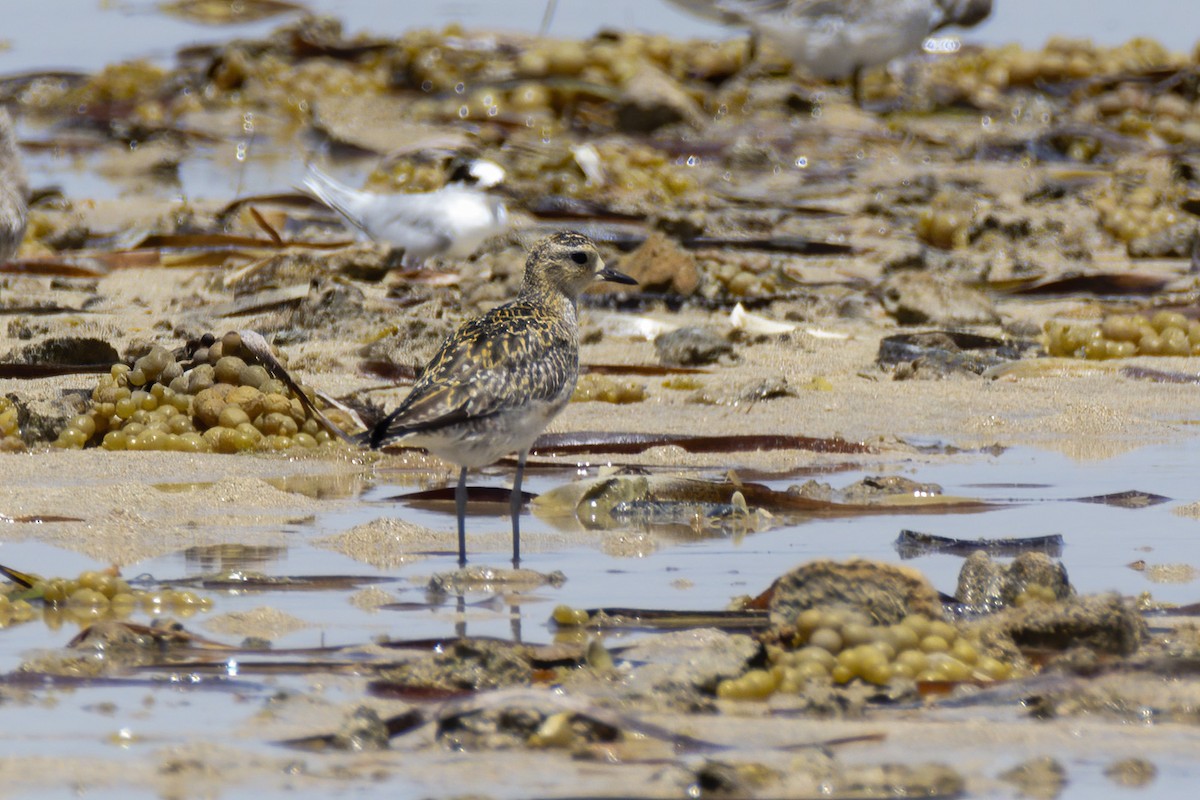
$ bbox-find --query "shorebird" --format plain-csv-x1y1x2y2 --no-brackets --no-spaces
362,232,637,567
666,0,992,104
0,108,28,263
301,160,509,267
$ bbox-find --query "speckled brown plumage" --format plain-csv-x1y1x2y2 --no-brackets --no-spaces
0,108,28,264
362,231,637,566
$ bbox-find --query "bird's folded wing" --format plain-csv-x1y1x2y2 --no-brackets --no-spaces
369,194,455,253
371,307,575,442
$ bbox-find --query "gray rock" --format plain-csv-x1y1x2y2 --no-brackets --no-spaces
655,326,732,366
880,271,999,326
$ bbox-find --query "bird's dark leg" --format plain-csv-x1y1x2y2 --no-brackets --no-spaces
455,466,468,567
851,65,864,108
510,450,528,568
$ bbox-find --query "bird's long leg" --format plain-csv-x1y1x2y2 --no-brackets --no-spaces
456,466,468,567
510,450,528,568
851,65,864,108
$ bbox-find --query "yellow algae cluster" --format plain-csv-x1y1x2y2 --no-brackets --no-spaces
3,569,211,630
716,607,1014,701
572,374,647,404
1091,85,1200,146
504,139,696,203
708,257,783,297
929,37,1183,103
916,191,981,250
393,26,743,97
0,396,22,451
61,61,171,125
218,50,392,121
1044,311,1200,359
206,23,742,129
52,332,354,453
1093,174,1183,244
0,595,35,628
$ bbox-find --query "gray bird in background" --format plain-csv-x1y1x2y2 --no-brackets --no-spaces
301,159,510,267
0,108,29,263
665,0,992,103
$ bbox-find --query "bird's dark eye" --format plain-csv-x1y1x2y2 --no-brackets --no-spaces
570,251,588,265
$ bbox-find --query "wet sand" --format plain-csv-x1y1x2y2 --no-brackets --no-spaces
2,19,1200,799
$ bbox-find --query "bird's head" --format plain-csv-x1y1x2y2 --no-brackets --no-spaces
523,231,637,298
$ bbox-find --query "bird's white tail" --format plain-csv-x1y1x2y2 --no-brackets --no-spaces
300,164,372,235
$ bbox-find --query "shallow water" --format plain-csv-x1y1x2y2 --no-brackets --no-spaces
2,439,1200,796
8,0,1196,203
2,0,1197,77
5,439,1199,665
4,5,1200,796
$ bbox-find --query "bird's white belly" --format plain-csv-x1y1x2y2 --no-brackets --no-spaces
405,397,568,469
765,0,934,78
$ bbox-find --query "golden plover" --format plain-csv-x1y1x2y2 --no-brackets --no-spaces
363,231,637,566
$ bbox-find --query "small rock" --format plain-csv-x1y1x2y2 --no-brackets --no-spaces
879,271,999,326
599,232,698,295
841,475,943,503
9,390,84,445
655,326,732,366
766,558,944,627
1128,221,1196,258
989,592,1146,656
999,756,1067,800
289,276,366,332
955,551,1072,613
688,375,794,406
375,638,533,692
1104,757,1157,788
312,95,471,155
838,763,967,799
621,628,760,698
615,61,705,133
737,376,795,402
11,336,119,366
331,706,390,752
787,480,833,502
683,759,764,799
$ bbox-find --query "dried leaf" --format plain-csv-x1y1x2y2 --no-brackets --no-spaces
158,0,307,25
530,431,874,456
895,530,1064,559
1009,273,1171,296
1119,366,1200,384
278,708,429,749
0,363,111,379
582,363,710,376
238,329,360,442
1074,490,1170,508
552,607,770,632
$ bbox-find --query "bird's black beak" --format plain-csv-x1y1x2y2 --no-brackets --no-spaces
597,265,638,286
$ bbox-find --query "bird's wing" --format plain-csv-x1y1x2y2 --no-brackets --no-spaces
368,304,576,447
363,190,466,255
716,0,820,21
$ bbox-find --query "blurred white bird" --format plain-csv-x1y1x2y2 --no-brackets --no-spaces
301,160,509,267
0,107,29,263
665,0,992,104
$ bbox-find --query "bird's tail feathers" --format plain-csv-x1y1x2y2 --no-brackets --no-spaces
300,164,371,230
